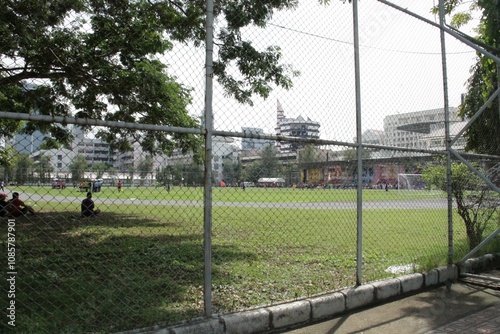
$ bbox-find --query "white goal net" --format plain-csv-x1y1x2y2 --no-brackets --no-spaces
397,174,425,191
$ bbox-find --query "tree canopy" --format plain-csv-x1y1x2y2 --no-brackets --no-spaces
422,159,498,250
441,0,500,156
0,0,302,158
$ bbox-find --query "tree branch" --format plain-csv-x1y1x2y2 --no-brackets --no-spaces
0,70,68,86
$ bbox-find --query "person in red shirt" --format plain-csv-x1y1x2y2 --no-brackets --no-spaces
0,193,8,217
6,192,35,217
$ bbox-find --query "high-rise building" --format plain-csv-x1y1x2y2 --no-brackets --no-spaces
275,100,320,153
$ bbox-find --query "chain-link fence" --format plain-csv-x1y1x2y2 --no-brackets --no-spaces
1,0,499,333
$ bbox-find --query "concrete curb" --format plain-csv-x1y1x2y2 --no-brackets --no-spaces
133,265,459,334
459,253,500,275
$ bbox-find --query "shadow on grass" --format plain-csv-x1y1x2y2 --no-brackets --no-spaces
3,211,257,334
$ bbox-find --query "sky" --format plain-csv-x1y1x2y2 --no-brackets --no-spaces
167,0,479,144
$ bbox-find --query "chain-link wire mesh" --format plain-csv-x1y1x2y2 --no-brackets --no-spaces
1,0,499,333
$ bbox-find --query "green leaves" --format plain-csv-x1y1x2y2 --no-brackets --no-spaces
422,159,497,250
1,0,304,155
444,0,500,155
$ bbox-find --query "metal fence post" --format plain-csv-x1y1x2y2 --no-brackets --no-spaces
438,0,454,267
353,0,363,286
204,0,215,317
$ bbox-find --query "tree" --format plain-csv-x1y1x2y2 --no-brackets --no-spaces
137,156,154,181
0,146,19,182
185,162,204,186
259,144,281,178
241,144,283,183
241,160,263,184
69,155,89,181
171,163,185,186
421,160,498,250
92,162,108,179
439,1,500,155
222,159,241,185
157,165,174,185
298,144,318,165
0,0,302,159
12,153,33,185
33,154,53,183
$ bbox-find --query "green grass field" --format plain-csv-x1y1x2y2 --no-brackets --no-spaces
4,186,498,333
15,183,444,203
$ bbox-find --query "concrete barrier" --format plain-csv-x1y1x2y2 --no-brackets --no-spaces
131,263,477,334
399,273,424,293
160,318,224,334
424,269,439,287
342,284,375,310
223,308,270,334
373,278,400,301
267,300,310,330
308,292,345,320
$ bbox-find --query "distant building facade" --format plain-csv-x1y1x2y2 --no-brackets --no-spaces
13,131,45,155
383,107,461,149
275,100,320,153
213,137,239,185
241,127,273,151
71,137,115,166
30,148,76,178
422,121,468,151
355,129,384,145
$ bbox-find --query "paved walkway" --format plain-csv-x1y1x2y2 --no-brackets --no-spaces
280,281,500,334
429,304,500,334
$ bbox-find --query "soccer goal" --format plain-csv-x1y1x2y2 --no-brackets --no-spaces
397,174,424,191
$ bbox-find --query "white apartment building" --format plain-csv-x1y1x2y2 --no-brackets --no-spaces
212,136,239,184
422,121,468,151
383,107,461,149
30,148,76,178
72,138,115,166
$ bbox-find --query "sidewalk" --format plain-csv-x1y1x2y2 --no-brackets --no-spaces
279,281,500,334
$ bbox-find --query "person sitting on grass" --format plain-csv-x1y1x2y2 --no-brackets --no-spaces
6,192,36,217
0,193,8,217
81,192,101,217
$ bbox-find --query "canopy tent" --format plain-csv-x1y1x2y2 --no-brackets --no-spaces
257,178,285,187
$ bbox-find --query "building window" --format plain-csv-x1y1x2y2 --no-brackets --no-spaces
57,155,62,161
